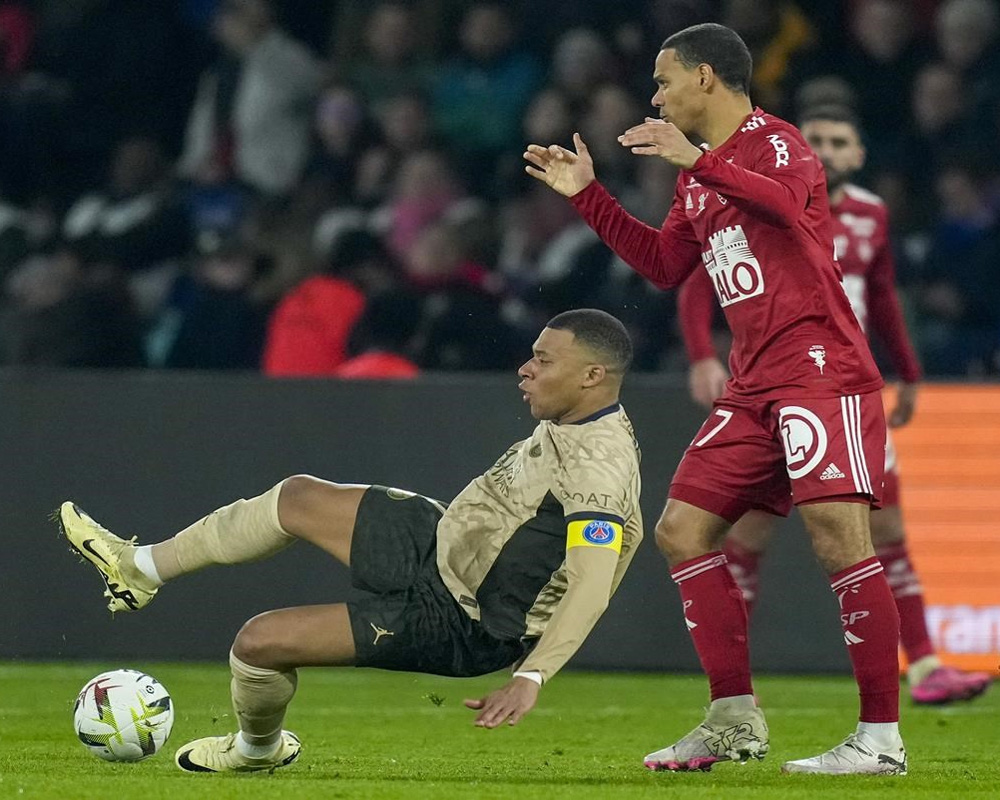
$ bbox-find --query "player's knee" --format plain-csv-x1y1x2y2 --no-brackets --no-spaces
654,511,690,563
277,474,326,531
232,612,286,669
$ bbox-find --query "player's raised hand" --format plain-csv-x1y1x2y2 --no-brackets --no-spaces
464,675,540,728
888,382,918,428
523,133,595,197
618,118,704,169
689,357,729,408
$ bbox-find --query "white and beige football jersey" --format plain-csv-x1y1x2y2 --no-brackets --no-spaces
436,403,643,641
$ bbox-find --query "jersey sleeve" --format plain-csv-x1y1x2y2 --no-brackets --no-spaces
515,545,618,682
865,207,923,382
678,267,719,362
569,180,702,289
688,128,819,228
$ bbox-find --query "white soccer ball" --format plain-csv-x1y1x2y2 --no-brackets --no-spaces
72,669,174,761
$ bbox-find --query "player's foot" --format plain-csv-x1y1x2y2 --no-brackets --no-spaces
644,703,768,771
781,730,906,775
175,731,301,773
911,666,992,705
56,501,157,613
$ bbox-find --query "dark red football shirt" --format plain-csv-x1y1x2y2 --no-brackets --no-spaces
571,107,883,401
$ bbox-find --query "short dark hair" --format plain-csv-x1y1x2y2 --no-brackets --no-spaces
798,104,863,137
661,23,752,95
546,309,633,375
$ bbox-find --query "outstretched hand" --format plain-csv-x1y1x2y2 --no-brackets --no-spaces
689,357,729,409
618,118,704,169
523,132,596,197
887,382,918,428
464,675,540,728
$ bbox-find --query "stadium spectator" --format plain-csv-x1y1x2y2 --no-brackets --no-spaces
261,226,394,377
62,137,189,270
153,233,267,370
0,244,142,367
352,89,439,210
721,0,818,113
547,28,616,110
678,104,994,704
340,2,431,112
432,2,542,194
0,1,33,79
405,219,524,371
381,149,465,261
333,289,422,379
915,161,1000,375
787,0,932,165
579,84,643,196
523,88,575,152
293,83,379,219
934,0,1000,112
178,0,323,197
885,62,991,228
525,23,907,774
59,308,643,772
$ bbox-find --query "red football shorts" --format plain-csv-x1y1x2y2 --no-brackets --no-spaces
881,428,900,508
669,391,887,523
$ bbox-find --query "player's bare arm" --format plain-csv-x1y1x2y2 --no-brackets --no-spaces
523,132,595,197
618,118,703,168
888,382,918,428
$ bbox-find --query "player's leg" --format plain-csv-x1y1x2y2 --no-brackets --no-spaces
58,476,367,612
174,487,454,774
872,473,993,704
645,499,769,771
722,510,779,618
779,392,905,775
175,603,356,773
645,405,780,772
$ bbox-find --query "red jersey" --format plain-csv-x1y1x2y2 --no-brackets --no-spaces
333,351,420,379
570,108,882,401
832,184,922,382
679,182,922,384
262,276,366,377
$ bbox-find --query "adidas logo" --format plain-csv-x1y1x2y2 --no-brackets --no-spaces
820,462,846,480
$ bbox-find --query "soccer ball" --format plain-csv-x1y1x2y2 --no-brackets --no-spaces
72,669,174,761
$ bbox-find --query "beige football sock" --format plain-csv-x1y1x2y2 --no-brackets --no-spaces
149,482,294,582
229,650,298,751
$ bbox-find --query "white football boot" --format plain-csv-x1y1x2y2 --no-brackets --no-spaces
782,729,907,775
644,699,768,772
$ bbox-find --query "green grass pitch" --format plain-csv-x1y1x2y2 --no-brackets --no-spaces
1,662,997,799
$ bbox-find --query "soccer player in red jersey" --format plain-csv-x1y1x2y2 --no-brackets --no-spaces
679,104,993,707
525,24,907,774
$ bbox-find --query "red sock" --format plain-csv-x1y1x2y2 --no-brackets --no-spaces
671,552,753,700
830,557,901,722
722,539,761,618
876,543,935,663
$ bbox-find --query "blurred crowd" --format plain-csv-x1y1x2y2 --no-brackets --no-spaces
0,0,998,377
